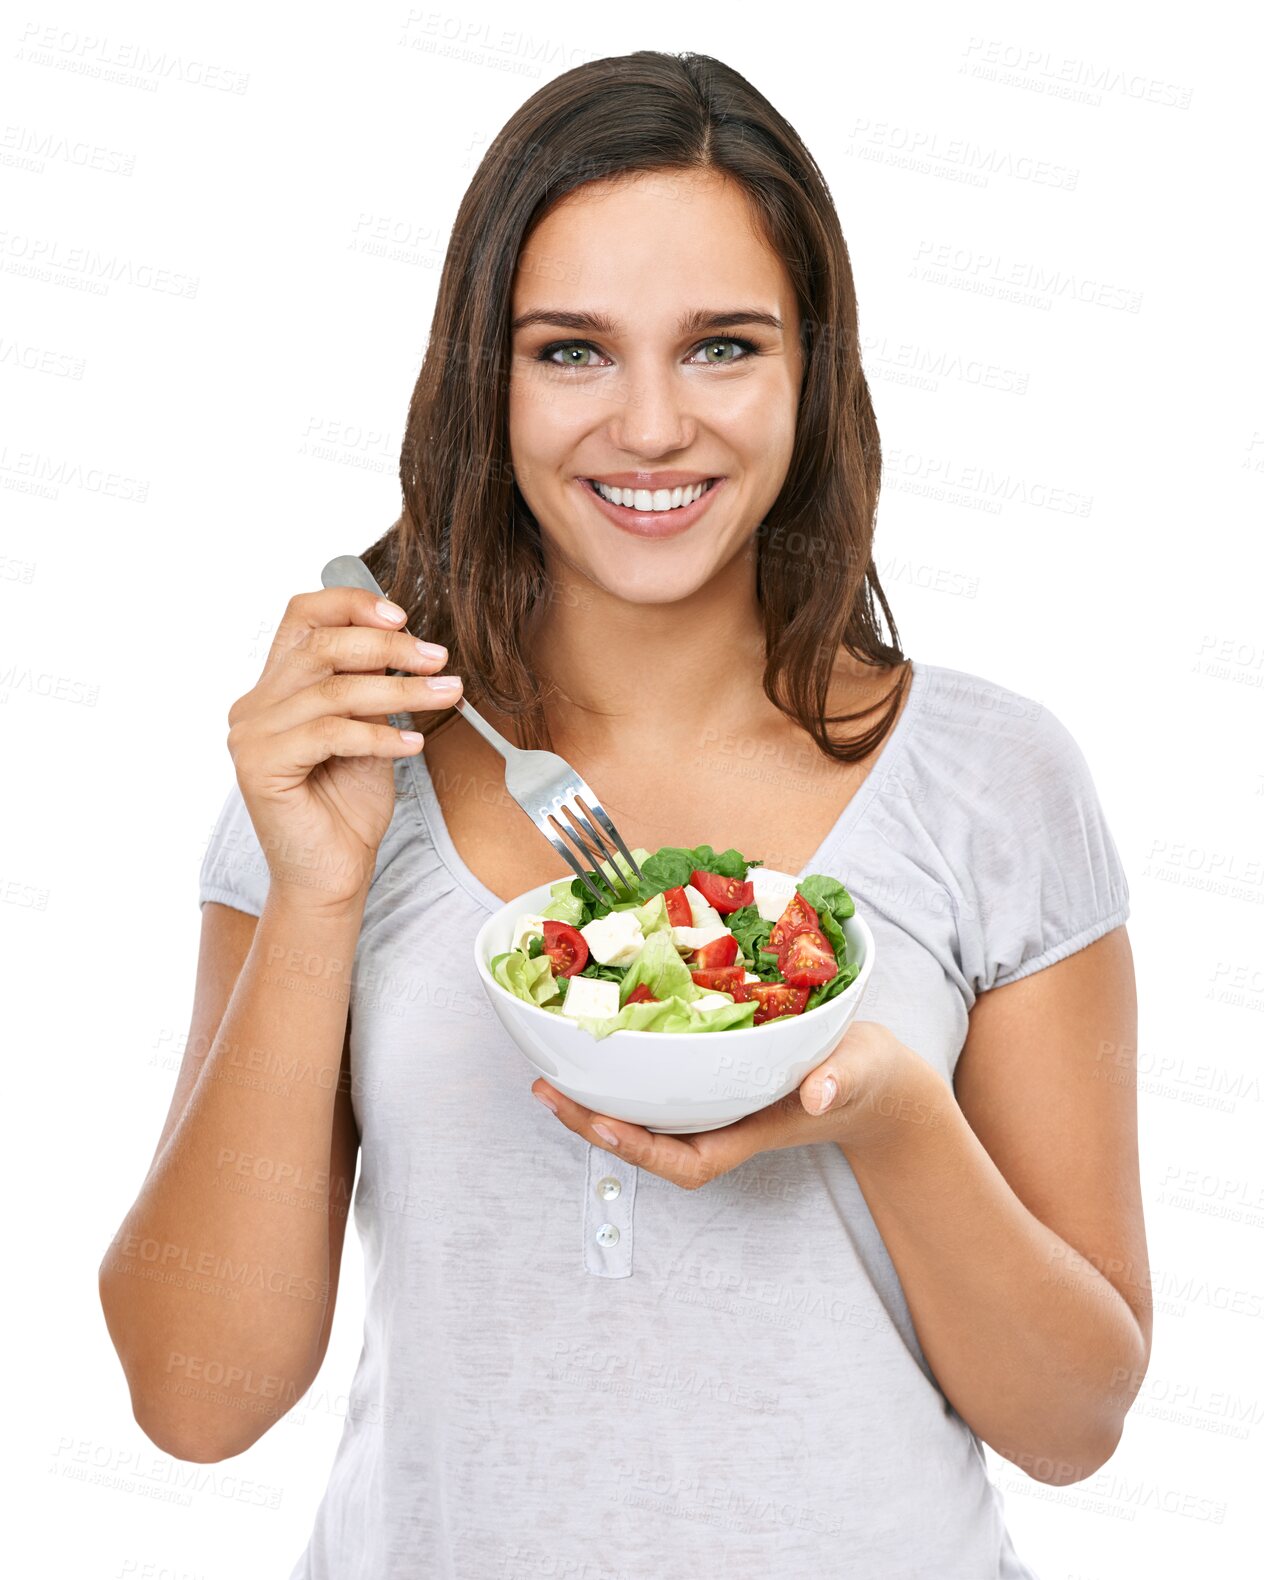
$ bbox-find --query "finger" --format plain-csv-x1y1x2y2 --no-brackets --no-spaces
258,588,414,702
531,1080,746,1191
798,1021,886,1116
802,1063,843,1116
236,711,431,782
266,624,451,697
261,628,457,735
257,670,463,739
229,700,426,808
532,1079,653,1153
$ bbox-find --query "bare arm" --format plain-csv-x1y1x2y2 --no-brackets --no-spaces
98,893,362,1462
97,584,460,1462
845,926,1152,1483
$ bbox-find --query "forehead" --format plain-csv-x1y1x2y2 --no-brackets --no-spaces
511,169,795,321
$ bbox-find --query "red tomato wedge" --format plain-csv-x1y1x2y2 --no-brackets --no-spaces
540,920,588,978
689,966,749,998
769,892,821,951
624,982,659,1004
750,982,809,1024
689,868,754,914
691,932,738,970
776,926,838,988
661,885,693,927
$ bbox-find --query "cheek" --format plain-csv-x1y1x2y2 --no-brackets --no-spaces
730,411,797,509
714,374,798,455
508,376,587,470
506,394,552,501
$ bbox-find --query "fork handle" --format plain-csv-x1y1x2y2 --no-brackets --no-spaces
319,554,519,762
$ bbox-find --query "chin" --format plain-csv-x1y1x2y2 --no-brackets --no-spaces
576,552,716,606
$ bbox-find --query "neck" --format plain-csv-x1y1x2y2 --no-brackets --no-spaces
524,552,777,759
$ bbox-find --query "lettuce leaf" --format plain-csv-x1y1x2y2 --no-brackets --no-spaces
540,878,584,927
616,927,700,1009
489,948,559,1007
628,889,673,940
559,847,655,925
543,990,757,1040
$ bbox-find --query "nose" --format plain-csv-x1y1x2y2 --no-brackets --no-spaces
604,359,694,458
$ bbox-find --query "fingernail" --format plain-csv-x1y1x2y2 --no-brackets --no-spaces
534,1091,558,1114
815,1075,838,1114
592,1122,620,1147
415,639,447,660
375,599,406,622
427,675,462,691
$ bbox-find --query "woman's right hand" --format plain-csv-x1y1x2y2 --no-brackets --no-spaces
226,588,462,915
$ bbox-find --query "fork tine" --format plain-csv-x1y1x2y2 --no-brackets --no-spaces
556,801,633,905
532,815,611,908
574,794,643,890
548,811,626,909
497,735,643,907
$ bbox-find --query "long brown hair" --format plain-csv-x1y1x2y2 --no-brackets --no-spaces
362,49,908,759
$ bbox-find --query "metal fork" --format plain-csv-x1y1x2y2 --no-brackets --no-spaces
320,554,644,910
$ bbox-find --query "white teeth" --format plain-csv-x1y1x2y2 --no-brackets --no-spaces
591,479,714,511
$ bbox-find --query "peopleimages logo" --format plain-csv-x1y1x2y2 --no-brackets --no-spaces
15,24,250,93
673,1258,881,1330
959,36,1194,110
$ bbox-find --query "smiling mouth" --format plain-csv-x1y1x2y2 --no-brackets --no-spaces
583,478,721,513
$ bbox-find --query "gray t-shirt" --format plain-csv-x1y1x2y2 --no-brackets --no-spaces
197,658,1130,1579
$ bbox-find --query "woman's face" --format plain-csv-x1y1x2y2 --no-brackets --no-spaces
507,168,804,606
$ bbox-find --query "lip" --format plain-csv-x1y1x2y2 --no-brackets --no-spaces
583,470,717,488
575,476,726,539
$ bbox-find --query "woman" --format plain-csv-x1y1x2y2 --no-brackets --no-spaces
99,50,1150,1579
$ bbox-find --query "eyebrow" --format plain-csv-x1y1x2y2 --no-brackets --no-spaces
509,307,783,336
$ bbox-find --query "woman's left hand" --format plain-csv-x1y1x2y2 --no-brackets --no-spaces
531,1019,936,1189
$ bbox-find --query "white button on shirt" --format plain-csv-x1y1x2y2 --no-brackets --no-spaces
585,1145,637,1273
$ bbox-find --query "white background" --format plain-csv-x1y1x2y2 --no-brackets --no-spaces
4,1,1262,1576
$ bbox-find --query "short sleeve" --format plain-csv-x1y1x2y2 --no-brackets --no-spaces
198,779,271,916
968,703,1130,994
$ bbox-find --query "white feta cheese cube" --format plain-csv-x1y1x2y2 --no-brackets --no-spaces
691,991,733,1012
671,921,733,952
559,976,621,1021
511,913,548,953
742,971,762,983
750,868,798,925
579,910,645,966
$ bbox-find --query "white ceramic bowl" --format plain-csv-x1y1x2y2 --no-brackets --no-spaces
472,869,876,1133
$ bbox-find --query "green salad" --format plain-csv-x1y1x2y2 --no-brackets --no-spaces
487,843,860,1040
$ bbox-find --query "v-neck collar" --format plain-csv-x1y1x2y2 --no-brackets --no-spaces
404,659,929,914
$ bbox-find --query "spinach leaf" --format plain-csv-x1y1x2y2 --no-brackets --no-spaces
797,874,855,920
574,960,627,985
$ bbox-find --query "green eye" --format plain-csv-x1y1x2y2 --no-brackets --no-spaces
546,344,599,368
696,338,751,363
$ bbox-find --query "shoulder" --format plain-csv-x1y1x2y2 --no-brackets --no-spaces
910,666,1130,994
908,661,1089,787
915,661,1053,739
900,663,1121,892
